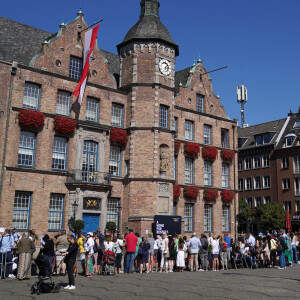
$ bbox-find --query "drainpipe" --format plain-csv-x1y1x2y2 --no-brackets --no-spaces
232,120,237,242
0,61,17,205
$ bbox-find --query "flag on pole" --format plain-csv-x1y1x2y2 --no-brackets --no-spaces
73,24,100,105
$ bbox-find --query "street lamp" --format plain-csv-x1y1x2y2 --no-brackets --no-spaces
72,199,79,224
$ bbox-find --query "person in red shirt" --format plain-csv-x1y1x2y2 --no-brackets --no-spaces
125,229,138,273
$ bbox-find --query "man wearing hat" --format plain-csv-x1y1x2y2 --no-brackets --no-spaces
224,233,231,262
187,233,201,271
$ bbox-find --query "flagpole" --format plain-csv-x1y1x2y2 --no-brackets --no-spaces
79,19,103,34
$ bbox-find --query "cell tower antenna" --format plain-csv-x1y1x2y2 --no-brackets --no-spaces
237,85,247,127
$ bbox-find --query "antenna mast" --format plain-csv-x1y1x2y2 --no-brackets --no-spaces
237,85,247,127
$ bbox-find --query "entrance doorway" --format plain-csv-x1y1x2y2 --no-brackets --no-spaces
82,213,100,233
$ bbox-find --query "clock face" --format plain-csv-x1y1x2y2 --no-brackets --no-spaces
159,59,171,76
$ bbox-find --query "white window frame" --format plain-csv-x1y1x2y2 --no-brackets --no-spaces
85,97,99,122
262,155,270,168
263,175,271,189
254,196,262,207
245,177,252,190
253,176,261,190
263,196,271,204
253,156,261,169
294,157,300,174
238,178,243,191
56,91,71,116
244,157,251,170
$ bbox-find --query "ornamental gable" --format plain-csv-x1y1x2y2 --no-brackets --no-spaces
30,13,117,89
175,61,229,119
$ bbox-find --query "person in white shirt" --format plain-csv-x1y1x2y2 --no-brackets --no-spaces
113,235,124,274
246,233,256,248
211,236,220,271
12,228,20,245
154,235,161,272
104,236,114,251
84,232,94,277
160,232,169,273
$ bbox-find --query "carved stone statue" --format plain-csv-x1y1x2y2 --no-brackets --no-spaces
160,152,168,172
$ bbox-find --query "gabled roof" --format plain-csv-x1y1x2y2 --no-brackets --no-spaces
174,67,191,93
238,118,287,150
276,112,300,149
0,16,51,65
0,16,119,78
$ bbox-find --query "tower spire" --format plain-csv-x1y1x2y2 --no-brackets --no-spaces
140,0,160,18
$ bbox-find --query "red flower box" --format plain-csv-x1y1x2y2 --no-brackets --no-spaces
173,184,181,199
174,140,181,155
183,186,200,199
184,142,200,157
203,189,218,201
18,109,45,130
202,145,218,162
220,149,235,162
221,190,235,202
110,127,128,148
54,116,77,135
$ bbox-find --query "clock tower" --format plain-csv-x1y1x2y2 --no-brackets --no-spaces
117,0,179,233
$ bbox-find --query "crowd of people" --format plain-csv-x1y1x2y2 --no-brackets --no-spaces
1,227,300,290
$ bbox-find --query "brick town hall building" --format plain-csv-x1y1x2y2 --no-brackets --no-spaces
0,0,238,237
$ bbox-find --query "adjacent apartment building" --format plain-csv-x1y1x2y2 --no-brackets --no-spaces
238,108,300,232
0,0,238,237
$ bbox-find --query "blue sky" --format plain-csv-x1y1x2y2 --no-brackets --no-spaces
2,0,300,126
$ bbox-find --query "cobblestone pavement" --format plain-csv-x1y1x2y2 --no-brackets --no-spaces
1,266,300,300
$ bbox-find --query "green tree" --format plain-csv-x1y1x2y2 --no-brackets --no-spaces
73,219,85,232
256,202,285,231
237,198,255,225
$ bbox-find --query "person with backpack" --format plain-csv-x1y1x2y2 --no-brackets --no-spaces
277,232,286,269
0,228,15,278
199,234,208,271
219,236,228,270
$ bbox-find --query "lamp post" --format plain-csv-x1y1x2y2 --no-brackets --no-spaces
72,199,78,226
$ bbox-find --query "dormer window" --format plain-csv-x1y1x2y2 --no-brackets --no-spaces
255,133,270,145
285,135,295,147
293,121,300,129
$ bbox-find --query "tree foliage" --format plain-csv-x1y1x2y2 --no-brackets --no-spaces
237,198,255,224
106,221,117,230
73,219,85,231
256,202,285,231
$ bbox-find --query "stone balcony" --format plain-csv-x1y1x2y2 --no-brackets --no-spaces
66,170,111,189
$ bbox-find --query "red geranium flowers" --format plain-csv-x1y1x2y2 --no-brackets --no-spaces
110,127,128,148
54,116,77,135
202,145,218,162
184,142,200,157
18,109,45,130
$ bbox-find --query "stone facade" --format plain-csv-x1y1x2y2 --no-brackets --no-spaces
0,2,238,237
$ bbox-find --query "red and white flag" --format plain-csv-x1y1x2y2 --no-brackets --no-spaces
73,24,100,105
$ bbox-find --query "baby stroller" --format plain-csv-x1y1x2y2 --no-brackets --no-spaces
31,254,60,295
101,250,115,275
